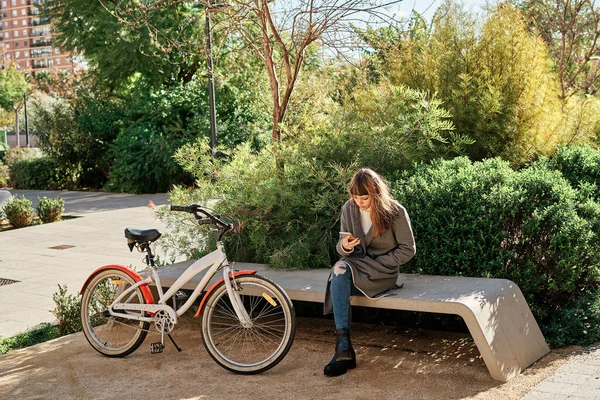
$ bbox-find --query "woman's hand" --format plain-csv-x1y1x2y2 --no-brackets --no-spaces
342,235,361,252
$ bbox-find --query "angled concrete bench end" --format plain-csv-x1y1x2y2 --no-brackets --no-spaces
153,261,550,382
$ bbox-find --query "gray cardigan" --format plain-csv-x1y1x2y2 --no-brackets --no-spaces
323,199,416,314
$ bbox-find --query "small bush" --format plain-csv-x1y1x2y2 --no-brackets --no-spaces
9,157,77,190
36,196,64,223
3,195,34,228
51,284,82,336
0,165,8,188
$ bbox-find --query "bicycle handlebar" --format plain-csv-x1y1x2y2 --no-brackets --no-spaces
170,205,233,237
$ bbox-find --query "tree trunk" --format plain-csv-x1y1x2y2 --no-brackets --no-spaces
14,108,20,148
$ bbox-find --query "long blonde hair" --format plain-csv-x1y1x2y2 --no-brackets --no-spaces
349,168,400,237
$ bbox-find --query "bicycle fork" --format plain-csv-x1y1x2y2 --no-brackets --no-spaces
223,264,253,328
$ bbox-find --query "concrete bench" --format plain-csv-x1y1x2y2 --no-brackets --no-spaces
153,260,550,382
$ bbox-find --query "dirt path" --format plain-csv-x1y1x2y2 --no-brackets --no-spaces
0,317,576,400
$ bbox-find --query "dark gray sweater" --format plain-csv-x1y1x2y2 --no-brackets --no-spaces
323,199,416,314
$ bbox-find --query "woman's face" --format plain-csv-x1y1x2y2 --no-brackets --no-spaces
353,194,371,210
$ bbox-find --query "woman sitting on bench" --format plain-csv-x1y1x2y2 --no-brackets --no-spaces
323,168,416,377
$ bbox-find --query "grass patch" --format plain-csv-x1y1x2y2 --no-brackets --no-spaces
0,323,62,355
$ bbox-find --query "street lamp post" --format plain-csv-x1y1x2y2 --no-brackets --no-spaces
206,1,218,153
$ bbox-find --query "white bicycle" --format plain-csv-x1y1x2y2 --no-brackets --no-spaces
79,204,296,374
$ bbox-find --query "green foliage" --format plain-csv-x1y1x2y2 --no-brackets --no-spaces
391,157,600,347
51,284,82,336
36,196,65,223
3,195,34,228
0,64,29,112
289,77,472,176
106,125,188,194
537,145,600,202
4,147,39,166
364,2,577,166
0,323,60,355
0,165,8,188
158,139,355,268
47,0,203,88
9,157,77,190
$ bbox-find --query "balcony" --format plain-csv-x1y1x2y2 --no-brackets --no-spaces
30,18,50,27
31,50,52,58
32,0,48,5
31,30,51,37
33,60,53,69
30,39,51,47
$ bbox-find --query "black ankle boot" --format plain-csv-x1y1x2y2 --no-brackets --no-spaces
324,348,356,377
335,328,353,361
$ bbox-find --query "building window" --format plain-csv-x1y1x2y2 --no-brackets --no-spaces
1,1,6,7
26,61,29,67
14,31,18,37
14,42,18,47
22,20,27,26
15,51,20,58
6,54,9,59
21,9,25,16
4,43,8,48
11,0,16,5
56,58,60,65
54,48,59,54
3,22,7,28
3,32,8,39
23,40,27,46
12,20,17,26
21,0,25,4
22,30,26,36
24,50,28,57
12,10,16,17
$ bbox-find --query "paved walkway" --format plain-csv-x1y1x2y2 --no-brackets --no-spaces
0,190,599,398
0,190,168,337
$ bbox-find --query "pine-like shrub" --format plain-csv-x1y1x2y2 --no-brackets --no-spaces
392,157,600,347
3,195,34,228
157,139,354,269
36,196,65,223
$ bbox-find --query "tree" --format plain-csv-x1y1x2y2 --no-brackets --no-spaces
46,0,205,89
519,0,600,99
92,0,405,142
0,65,30,147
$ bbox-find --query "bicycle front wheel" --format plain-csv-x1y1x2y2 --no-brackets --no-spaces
201,275,296,374
80,269,150,357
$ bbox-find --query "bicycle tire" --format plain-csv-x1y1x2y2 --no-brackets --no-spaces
201,275,296,374
80,268,150,357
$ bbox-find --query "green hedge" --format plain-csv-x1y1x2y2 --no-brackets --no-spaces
9,157,77,190
392,156,600,347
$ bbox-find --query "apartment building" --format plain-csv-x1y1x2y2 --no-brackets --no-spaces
0,0,72,73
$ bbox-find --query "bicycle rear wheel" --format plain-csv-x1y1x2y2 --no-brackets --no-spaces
80,269,150,357
201,275,296,374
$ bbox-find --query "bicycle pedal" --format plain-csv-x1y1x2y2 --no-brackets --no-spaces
174,291,188,301
150,342,164,354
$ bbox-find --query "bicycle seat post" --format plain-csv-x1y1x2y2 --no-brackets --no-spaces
141,242,156,268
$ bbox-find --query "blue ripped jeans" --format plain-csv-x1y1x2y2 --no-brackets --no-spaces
331,261,360,330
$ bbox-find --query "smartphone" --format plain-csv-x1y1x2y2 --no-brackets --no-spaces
339,231,356,240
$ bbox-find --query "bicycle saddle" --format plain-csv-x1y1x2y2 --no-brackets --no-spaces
124,228,162,243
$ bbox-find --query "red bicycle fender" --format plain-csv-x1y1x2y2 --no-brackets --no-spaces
79,264,155,305
194,270,257,318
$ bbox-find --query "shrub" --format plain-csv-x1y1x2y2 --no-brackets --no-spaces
3,195,34,228
158,139,354,268
391,157,600,347
539,145,600,202
51,284,82,336
36,196,65,223
0,165,8,188
9,157,77,190
106,125,189,194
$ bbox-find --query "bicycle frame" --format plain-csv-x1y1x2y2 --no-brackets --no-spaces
109,241,253,327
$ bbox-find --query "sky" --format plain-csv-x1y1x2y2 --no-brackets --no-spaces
394,0,489,21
